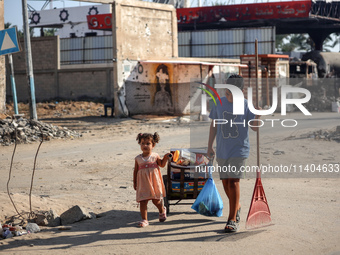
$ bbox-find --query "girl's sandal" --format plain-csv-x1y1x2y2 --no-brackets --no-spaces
159,207,167,222
138,220,149,227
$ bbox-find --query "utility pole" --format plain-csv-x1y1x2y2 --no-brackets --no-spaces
112,2,120,118
22,0,37,120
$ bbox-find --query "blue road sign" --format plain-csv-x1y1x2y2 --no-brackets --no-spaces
0,27,20,56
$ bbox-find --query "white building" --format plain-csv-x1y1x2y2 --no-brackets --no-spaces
29,4,112,38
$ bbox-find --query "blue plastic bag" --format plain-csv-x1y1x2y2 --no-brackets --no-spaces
191,167,223,217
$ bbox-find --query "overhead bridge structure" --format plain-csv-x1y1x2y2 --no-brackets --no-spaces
177,0,340,50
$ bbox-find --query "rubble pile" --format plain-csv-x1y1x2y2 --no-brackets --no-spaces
6,101,105,118
1,206,96,239
305,128,340,142
0,117,82,146
287,126,340,142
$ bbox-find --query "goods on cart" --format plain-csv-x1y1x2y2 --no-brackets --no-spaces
170,149,207,166
171,181,206,192
163,149,210,214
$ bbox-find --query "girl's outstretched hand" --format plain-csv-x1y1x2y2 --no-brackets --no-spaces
158,153,172,167
163,153,172,160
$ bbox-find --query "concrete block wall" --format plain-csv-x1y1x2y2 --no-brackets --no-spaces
7,69,112,102
6,72,58,103
13,37,59,71
58,70,111,100
7,36,59,102
6,36,113,103
115,0,177,61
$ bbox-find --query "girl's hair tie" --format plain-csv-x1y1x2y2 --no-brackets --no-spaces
136,133,143,141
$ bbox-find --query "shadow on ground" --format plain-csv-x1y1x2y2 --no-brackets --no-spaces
1,209,265,251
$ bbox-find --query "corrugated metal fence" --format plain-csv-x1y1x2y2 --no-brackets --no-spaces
178,27,276,58
60,27,275,64
60,35,113,65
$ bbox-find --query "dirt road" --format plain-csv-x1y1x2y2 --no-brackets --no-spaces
0,114,339,254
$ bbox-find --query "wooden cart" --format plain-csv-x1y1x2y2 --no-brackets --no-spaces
163,149,209,214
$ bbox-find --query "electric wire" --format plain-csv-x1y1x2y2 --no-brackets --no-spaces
6,118,44,222
29,125,44,220
6,120,25,219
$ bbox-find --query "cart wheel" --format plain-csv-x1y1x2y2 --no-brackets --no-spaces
163,175,170,215
164,196,170,215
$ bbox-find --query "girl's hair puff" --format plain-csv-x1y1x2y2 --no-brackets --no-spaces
136,132,160,145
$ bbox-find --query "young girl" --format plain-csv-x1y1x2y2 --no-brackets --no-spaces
134,132,171,227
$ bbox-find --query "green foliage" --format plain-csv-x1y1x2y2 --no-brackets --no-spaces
43,28,58,37
276,33,339,52
276,34,313,52
4,22,34,38
323,33,339,52
16,27,35,38
5,22,12,29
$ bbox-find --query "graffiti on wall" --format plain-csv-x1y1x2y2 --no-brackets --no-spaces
154,64,174,114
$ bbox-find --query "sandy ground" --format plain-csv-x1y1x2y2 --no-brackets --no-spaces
0,109,340,255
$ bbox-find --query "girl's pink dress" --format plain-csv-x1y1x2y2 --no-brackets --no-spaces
135,152,166,202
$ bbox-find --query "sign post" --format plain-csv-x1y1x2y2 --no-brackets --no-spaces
0,26,21,115
8,54,19,115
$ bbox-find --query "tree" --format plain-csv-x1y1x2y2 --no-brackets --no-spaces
276,34,312,52
16,27,35,38
43,28,58,36
323,33,339,52
5,22,12,29
276,33,339,52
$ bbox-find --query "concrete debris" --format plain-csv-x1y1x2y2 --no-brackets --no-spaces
35,210,61,227
273,150,285,155
306,129,340,142
1,205,95,239
89,212,97,220
286,127,340,142
60,205,94,225
0,117,81,146
336,126,340,134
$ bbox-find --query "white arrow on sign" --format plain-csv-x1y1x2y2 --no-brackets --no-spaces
1,32,16,51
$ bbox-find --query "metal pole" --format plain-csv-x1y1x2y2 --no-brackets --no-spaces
266,67,270,106
22,0,37,120
112,2,120,118
255,39,260,177
8,54,19,115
